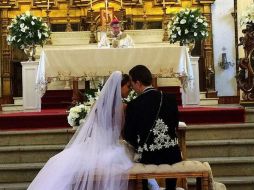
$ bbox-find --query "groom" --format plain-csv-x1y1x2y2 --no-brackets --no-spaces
124,65,182,190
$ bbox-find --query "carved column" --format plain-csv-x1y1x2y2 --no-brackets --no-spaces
0,9,13,103
199,0,216,97
236,24,254,104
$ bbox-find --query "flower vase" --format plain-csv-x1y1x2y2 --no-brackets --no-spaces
24,45,36,61
187,40,195,55
180,41,195,55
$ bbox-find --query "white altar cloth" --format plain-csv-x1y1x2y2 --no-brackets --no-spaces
36,45,193,94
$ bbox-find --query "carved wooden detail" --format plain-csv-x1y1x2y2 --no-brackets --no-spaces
32,0,55,9
153,0,181,6
237,24,254,101
0,15,12,99
0,0,16,8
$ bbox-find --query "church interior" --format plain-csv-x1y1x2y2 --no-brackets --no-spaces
0,0,254,189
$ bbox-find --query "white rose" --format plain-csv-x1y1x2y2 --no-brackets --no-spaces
38,30,42,39
194,32,197,36
21,28,26,32
20,23,25,28
197,18,203,23
43,32,49,37
6,35,11,42
185,29,189,34
20,16,26,20
31,21,35,25
203,22,208,27
201,31,205,36
178,30,181,36
193,23,197,28
180,19,186,24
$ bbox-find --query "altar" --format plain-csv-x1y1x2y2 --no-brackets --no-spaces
36,45,193,91
28,44,198,110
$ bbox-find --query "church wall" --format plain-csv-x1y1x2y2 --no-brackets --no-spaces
212,0,237,96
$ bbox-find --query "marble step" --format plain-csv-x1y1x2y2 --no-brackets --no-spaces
13,97,23,105
188,176,254,190
1,104,23,112
186,123,254,141
245,107,254,123
0,182,29,190
199,92,207,99
0,145,64,164
0,163,42,183
187,139,254,158
199,98,219,106
215,176,254,190
190,156,254,177
1,97,23,112
0,129,73,146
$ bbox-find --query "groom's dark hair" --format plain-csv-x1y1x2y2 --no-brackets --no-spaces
129,65,152,86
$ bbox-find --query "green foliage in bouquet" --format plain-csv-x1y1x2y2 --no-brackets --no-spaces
169,8,209,45
6,11,50,49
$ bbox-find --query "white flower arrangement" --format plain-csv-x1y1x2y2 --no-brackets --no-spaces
240,4,254,27
67,90,100,127
6,11,50,49
67,87,137,127
169,8,209,45
123,90,138,103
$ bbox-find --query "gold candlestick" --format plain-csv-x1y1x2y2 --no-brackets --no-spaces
45,9,52,45
65,0,73,32
120,8,126,31
162,6,169,42
142,8,148,30
89,9,97,43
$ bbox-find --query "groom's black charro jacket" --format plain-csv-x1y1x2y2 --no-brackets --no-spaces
124,88,182,165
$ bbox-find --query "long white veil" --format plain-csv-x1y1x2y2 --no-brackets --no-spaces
28,71,132,190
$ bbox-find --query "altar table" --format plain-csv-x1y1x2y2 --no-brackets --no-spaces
36,45,193,96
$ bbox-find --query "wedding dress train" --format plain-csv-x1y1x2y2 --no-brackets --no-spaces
28,71,133,190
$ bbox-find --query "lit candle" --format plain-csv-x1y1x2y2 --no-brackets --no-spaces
47,0,50,10
121,0,123,8
90,0,93,9
162,0,165,8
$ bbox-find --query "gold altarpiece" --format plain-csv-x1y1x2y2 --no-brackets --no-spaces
0,0,215,105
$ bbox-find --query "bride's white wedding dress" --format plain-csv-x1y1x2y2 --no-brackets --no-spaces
28,71,133,190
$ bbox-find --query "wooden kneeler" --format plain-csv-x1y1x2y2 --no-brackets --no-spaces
128,161,211,190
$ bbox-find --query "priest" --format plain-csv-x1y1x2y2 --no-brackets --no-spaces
98,18,134,48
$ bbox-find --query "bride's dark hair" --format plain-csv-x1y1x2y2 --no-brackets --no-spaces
121,74,130,87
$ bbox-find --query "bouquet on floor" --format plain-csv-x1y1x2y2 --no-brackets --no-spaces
169,8,209,45
67,86,137,127
67,90,100,127
6,11,50,49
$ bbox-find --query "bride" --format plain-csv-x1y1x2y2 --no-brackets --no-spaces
28,71,133,190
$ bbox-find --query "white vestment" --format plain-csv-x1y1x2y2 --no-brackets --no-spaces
98,31,134,48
